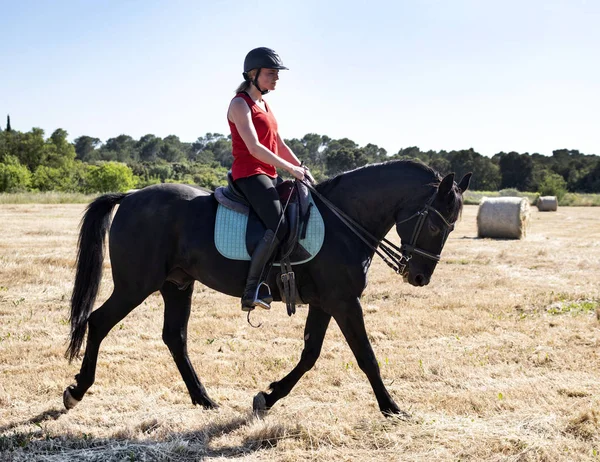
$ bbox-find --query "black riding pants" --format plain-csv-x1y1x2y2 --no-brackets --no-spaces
235,174,286,241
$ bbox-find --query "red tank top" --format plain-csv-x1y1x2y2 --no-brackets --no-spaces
228,92,278,180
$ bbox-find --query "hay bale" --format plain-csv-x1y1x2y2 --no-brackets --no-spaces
477,197,530,239
537,196,558,211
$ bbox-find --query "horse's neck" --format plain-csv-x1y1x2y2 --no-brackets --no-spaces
324,166,433,241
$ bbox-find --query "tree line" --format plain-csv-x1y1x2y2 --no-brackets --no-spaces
1,116,599,196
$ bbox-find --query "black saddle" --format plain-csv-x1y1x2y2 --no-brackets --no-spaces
214,171,314,263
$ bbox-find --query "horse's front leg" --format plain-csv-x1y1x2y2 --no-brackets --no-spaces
253,304,331,413
333,297,409,418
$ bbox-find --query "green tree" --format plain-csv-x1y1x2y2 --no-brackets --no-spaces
496,151,534,191
427,151,452,175
13,128,46,171
159,135,185,162
395,146,422,159
471,156,500,190
100,135,137,162
362,143,387,163
283,138,309,164
0,129,8,162
299,133,330,168
44,128,76,168
137,134,162,162
192,149,216,164
325,147,368,175
575,160,600,192
204,137,233,168
74,136,101,162
447,149,500,191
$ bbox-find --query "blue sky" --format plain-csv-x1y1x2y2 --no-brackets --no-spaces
1,0,598,157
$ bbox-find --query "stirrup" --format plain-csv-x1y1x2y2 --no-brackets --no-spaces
241,282,273,312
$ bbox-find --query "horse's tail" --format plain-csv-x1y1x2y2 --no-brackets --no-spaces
66,192,128,363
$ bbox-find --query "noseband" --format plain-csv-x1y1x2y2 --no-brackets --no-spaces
302,180,456,276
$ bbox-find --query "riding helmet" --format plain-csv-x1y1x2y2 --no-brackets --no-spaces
243,47,288,73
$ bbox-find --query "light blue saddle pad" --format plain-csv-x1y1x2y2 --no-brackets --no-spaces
215,196,325,264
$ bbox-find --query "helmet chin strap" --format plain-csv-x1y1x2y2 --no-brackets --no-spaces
252,68,269,95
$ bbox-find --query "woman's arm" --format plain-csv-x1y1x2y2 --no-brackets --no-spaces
228,98,304,179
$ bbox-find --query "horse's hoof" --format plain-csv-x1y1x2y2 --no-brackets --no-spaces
383,408,412,421
252,392,268,416
202,399,219,410
191,395,219,409
63,387,80,410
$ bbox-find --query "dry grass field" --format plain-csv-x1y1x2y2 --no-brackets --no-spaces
0,202,599,461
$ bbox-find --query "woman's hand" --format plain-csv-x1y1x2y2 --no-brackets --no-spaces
303,166,315,184
288,164,305,181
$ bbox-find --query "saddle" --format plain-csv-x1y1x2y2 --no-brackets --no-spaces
214,172,317,315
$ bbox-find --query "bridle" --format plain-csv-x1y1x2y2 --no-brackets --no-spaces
302,180,456,276
396,193,455,264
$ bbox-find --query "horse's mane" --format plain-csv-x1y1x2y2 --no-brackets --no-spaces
315,159,464,222
315,159,441,195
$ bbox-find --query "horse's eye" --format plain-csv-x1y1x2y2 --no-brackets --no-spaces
428,223,440,234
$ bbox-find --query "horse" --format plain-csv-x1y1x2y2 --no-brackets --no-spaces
63,160,471,417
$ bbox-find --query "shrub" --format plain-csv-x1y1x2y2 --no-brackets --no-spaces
86,162,136,193
148,163,173,182
538,172,567,202
135,176,162,189
192,166,227,190
0,157,32,192
498,188,522,197
32,166,68,192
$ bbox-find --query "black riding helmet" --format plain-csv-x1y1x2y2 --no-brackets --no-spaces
242,47,288,95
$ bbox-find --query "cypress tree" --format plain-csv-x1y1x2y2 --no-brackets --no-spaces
6,115,11,132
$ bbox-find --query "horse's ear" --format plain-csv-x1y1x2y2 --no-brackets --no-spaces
457,172,472,194
438,173,455,197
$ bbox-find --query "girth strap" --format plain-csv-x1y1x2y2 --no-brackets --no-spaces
279,183,299,316
280,257,296,316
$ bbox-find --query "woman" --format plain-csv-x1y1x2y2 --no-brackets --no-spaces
227,47,308,312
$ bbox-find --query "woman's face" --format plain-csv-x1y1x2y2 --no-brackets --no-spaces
256,68,280,91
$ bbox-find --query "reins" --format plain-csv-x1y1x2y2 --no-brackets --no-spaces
300,180,411,275
301,178,456,274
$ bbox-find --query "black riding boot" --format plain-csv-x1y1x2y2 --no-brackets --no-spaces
241,229,279,312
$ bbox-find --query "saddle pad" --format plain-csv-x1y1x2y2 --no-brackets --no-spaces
215,196,325,264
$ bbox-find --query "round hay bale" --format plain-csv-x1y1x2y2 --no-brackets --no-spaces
477,197,530,239
537,196,558,212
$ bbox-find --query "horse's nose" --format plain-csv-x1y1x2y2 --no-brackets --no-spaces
414,274,427,286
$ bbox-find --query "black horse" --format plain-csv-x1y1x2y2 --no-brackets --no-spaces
64,160,471,417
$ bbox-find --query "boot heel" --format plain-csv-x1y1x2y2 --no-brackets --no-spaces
241,302,255,312
240,230,279,312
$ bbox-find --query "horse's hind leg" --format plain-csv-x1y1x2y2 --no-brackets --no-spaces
160,281,217,409
253,304,331,412
64,291,139,408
